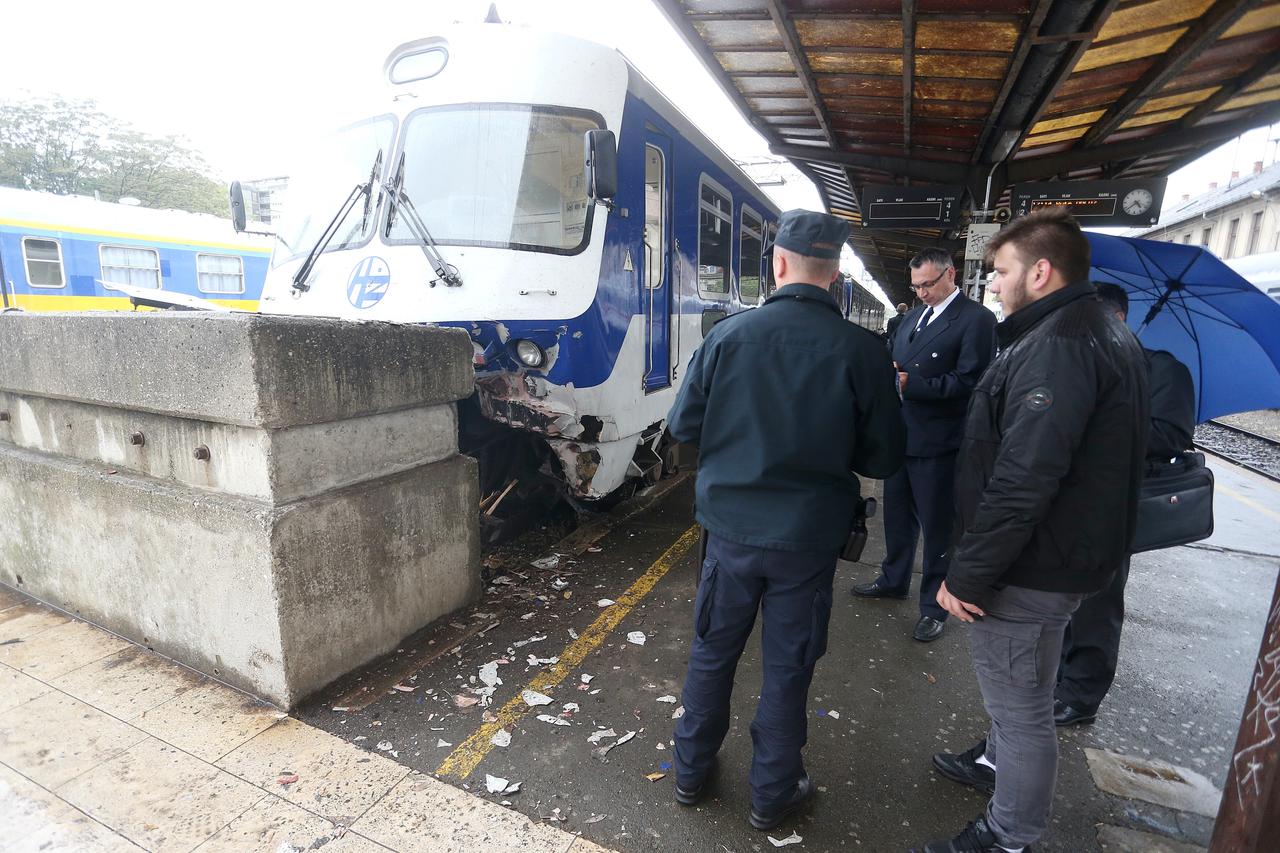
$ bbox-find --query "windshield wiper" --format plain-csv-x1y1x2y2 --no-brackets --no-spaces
384,151,462,288
291,150,383,295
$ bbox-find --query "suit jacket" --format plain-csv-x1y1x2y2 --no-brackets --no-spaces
891,292,998,457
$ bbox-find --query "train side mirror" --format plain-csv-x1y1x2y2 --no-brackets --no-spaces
585,130,617,202
228,181,247,233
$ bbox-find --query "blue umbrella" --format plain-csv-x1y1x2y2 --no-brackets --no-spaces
1086,231,1280,422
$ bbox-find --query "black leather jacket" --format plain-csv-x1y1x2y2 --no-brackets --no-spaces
948,282,1149,606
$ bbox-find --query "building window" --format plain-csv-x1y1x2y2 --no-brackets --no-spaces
100,245,161,290
1200,227,1212,247
739,207,763,305
196,253,245,294
21,237,64,288
697,178,732,299
763,223,777,296
1226,218,1240,258
1247,211,1264,255
1182,233,1192,244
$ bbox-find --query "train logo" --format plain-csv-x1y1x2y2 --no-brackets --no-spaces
347,257,391,309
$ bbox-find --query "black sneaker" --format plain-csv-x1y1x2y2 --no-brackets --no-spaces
748,776,814,831
916,815,1030,852
675,757,717,806
932,739,995,796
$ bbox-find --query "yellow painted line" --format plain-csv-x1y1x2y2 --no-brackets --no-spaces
1219,483,1280,524
436,524,701,779
7,294,258,312
0,217,272,254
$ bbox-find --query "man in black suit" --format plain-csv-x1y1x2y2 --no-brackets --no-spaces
852,248,997,642
885,302,909,342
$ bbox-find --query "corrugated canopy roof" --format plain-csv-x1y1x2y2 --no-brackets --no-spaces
653,0,1280,305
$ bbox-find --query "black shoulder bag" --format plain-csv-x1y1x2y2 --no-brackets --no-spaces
1131,451,1215,554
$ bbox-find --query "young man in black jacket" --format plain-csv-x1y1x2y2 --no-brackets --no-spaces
919,209,1149,853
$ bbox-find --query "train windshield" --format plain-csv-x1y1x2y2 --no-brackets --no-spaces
386,104,600,255
273,116,396,267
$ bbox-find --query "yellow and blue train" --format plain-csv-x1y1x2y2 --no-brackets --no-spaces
0,186,271,312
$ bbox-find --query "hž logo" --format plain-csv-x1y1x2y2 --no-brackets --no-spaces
347,257,391,309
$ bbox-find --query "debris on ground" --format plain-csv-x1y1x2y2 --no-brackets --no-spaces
527,654,559,666
657,695,677,704
531,554,561,570
391,683,415,693
522,689,553,707
627,631,647,646
569,628,580,640
552,578,570,590
592,730,636,760
598,599,616,607
512,634,548,649
584,814,607,824
436,739,452,748
645,772,666,782
925,672,938,684
485,775,522,795
454,693,481,709
562,703,580,713
768,832,803,847
276,773,299,786
587,728,617,744
491,729,512,748
672,706,685,719
828,710,841,720
580,674,594,684
536,714,571,727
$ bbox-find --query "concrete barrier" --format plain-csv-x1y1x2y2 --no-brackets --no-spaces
0,312,480,708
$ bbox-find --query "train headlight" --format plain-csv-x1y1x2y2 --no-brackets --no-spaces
513,339,546,369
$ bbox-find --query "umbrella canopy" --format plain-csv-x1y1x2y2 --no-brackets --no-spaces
1086,232,1280,423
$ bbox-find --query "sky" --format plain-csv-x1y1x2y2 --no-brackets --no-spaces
3,0,1276,305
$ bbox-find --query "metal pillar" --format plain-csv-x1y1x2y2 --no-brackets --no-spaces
1210,568,1280,851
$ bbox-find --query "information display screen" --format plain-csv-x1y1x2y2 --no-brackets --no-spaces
1011,179,1166,227
860,184,962,228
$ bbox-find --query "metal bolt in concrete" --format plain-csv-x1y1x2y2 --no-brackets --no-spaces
194,445,211,461
130,432,145,446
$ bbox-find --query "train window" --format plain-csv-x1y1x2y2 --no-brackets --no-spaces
196,253,245,294
698,178,732,300
388,104,600,255
739,207,763,305
644,145,665,290
22,237,64,288
100,245,161,290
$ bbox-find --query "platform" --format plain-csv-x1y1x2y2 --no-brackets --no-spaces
3,456,1277,851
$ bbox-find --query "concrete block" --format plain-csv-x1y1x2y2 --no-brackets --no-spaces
0,312,474,428
0,445,478,707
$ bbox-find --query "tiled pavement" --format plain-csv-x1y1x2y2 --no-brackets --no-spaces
0,585,611,853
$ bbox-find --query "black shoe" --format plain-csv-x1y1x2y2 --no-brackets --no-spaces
1053,699,1097,727
851,579,909,600
675,758,717,806
915,815,1029,852
913,616,945,642
932,738,995,796
748,776,814,831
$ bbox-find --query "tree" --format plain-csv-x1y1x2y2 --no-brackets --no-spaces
0,95,229,216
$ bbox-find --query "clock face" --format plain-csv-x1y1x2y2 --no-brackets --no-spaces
1123,188,1153,216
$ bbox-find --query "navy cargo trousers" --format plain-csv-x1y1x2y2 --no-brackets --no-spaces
674,532,838,812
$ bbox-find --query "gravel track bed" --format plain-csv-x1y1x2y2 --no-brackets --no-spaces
1195,421,1280,481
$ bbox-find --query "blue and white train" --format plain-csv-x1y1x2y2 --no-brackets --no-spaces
0,187,271,312
247,25,878,499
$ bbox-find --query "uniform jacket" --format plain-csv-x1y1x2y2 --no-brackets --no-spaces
667,284,906,552
891,293,998,457
948,282,1149,607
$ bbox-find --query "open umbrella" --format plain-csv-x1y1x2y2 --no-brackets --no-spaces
1086,231,1280,422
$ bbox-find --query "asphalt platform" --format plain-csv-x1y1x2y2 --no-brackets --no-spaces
297,457,1280,853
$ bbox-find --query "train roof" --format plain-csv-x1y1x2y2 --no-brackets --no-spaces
0,186,272,254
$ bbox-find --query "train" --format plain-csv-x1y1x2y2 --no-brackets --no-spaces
226,24,890,502
0,186,271,312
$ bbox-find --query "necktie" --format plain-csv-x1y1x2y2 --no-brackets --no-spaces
910,306,933,341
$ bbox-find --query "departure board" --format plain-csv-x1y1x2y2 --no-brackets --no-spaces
1011,179,1166,227
860,185,963,228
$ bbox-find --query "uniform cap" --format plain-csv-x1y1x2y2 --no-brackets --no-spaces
774,209,850,260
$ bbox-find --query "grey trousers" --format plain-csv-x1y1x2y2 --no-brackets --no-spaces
969,585,1085,848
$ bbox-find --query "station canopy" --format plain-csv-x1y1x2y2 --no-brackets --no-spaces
653,0,1280,305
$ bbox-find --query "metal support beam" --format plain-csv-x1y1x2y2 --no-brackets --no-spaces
902,0,916,154
972,0,1059,165
1209,570,1280,852
1179,54,1280,129
771,143,970,185
1080,0,1261,147
1007,104,1280,181
858,230,964,251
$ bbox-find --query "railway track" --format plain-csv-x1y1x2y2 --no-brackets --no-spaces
1195,419,1280,483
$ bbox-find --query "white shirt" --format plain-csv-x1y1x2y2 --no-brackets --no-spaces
915,286,961,333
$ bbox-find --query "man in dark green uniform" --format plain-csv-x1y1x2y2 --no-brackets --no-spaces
667,209,905,831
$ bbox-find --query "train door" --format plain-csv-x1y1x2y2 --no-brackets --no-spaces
642,132,672,392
